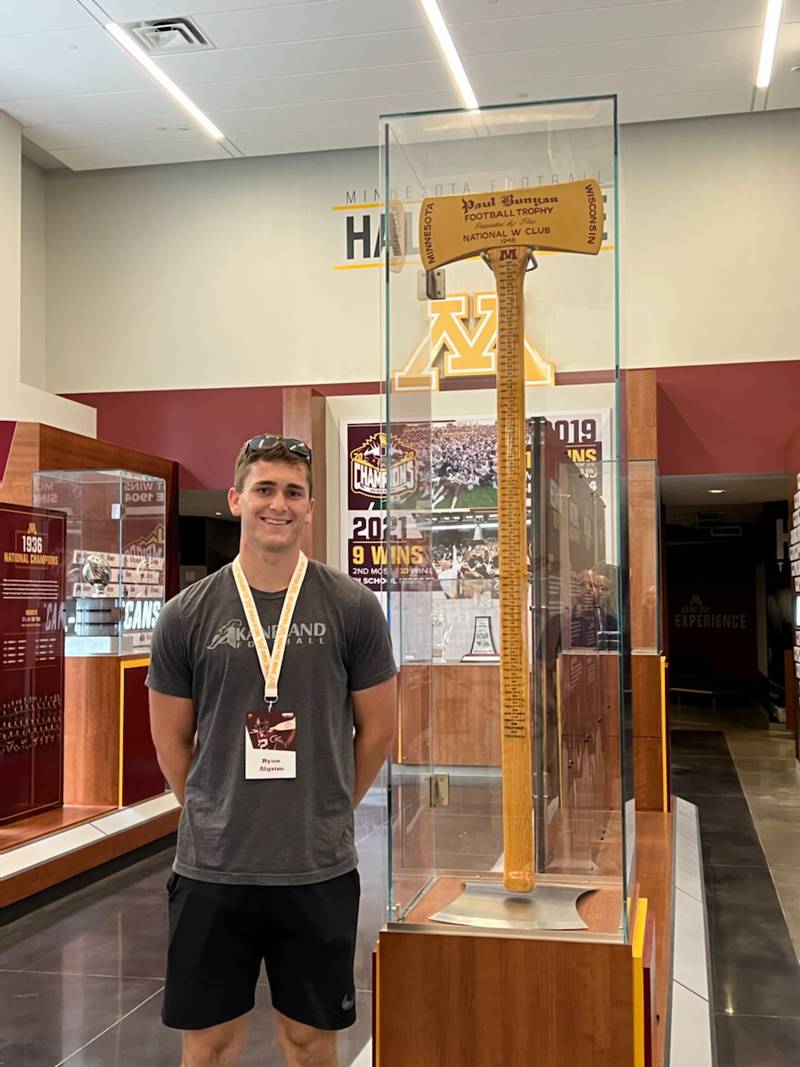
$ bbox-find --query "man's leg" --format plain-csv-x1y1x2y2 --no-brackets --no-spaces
181,1014,249,1067
273,1010,337,1067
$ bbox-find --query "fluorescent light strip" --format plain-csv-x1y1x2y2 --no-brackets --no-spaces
105,22,224,141
419,0,478,111
756,0,784,88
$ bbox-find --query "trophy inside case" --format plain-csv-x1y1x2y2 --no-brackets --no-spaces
31,469,166,656
381,95,632,940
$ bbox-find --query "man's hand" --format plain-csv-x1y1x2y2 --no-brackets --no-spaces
149,692,196,806
352,675,397,808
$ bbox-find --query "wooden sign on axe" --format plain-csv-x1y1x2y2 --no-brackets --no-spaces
420,179,604,895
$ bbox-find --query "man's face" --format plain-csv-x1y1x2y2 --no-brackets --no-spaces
228,459,314,554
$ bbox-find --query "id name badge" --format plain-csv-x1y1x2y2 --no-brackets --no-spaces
245,708,297,779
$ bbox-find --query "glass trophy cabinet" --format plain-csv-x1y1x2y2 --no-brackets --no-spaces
31,469,166,656
380,94,633,939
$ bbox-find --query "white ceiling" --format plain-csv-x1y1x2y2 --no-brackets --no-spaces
1,0,799,171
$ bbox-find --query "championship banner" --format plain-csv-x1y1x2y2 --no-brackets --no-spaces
342,411,610,592
0,504,66,825
345,423,435,590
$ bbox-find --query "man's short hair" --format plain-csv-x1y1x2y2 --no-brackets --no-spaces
233,438,313,496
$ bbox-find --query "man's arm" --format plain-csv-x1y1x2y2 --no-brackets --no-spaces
352,675,397,809
149,692,196,806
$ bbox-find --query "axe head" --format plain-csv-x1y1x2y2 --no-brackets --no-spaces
419,178,603,271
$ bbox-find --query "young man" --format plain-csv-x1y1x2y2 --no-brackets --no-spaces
147,434,397,1067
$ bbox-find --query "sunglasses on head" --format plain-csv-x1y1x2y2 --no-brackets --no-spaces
243,435,312,462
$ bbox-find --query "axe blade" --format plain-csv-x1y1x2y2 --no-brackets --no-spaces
419,178,603,271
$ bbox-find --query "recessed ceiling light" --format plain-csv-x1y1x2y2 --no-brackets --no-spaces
756,0,784,89
418,0,479,111
104,22,224,141
215,511,222,516
708,489,726,495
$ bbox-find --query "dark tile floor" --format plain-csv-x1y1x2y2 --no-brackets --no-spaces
0,802,385,1067
672,725,800,1066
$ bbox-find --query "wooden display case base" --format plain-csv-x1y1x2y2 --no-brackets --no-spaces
0,804,115,851
377,812,674,1067
0,802,179,908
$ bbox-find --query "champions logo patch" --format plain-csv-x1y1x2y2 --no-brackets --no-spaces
349,432,416,500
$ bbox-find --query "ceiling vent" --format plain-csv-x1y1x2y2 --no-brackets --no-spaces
125,17,213,54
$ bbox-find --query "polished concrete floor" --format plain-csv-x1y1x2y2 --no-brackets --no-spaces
672,703,800,1067
4,713,800,1066
0,801,387,1067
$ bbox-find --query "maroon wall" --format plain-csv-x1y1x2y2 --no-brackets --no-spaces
65,359,800,488
656,361,800,476
65,382,379,490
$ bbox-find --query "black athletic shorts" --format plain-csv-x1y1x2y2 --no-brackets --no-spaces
162,869,360,1032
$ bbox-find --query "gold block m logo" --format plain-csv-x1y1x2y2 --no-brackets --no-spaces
394,292,554,392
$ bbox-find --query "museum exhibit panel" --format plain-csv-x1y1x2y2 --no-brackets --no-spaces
0,503,66,826
370,96,661,1066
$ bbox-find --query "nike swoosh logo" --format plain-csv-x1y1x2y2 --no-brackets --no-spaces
341,994,355,1011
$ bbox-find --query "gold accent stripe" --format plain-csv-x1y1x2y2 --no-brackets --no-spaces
332,262,385,271
632,897,648,1067
331,201,381,211
374,938,381,1065
660,655,668,813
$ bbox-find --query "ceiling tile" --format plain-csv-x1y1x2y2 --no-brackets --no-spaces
0,26,150,99
454,0,766,56
188,60,451,111
195,0,423,49
465,27,761,84
104,0,325,17
619,86,755,123
51,135,230,170
0,0,96,36
233,123,377,156
0,88,177,128
157,28,437,85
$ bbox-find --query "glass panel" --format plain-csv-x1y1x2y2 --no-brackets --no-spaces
382,96,631,941
31,470,166,656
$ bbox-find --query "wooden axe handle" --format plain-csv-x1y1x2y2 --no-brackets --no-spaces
485,245,535,893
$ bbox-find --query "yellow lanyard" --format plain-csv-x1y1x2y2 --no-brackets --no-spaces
231,552,308,705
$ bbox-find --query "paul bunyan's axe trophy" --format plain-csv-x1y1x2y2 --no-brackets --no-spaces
419,178,604,917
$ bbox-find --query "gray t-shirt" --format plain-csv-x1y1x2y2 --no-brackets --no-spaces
146,561,396,886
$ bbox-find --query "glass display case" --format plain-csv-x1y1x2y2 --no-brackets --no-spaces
31,470,166,656
380,96,632,941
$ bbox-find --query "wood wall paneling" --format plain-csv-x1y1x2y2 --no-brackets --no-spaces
0,809,179,908
64,656,121,806
377,930,635,1067
630,463,659,651
633,654,667,812
0,423,40,504
626,369,658,462
282,386,327,562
